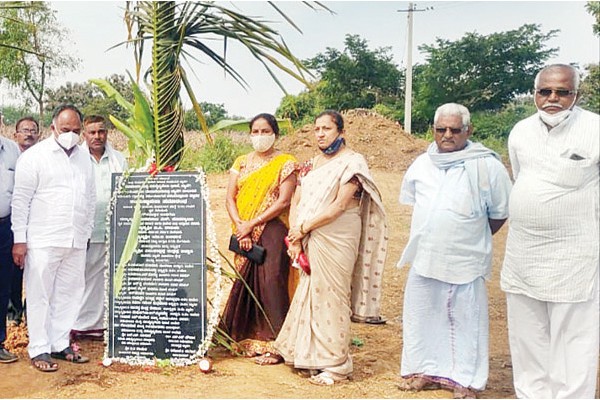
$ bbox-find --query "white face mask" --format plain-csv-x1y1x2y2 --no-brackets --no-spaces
251,134,275,153
55,131,80,150
537,109,572,128
536,96,576,128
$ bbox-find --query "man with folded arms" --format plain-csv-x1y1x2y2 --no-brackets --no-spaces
72,115,127,342
11,105,96,372
502,64,599,399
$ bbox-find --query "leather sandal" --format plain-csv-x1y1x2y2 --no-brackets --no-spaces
254,352,283,366
31,353,58,372
51,347,89,363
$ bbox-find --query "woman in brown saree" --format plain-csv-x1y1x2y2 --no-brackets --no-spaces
221,113,298,358
255,110,388,386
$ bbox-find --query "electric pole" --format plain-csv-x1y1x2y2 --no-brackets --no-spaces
398,3,430,134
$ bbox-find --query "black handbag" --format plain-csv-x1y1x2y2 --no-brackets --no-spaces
228,235,266,264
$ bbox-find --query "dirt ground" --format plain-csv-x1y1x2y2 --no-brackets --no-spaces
1,112,517,398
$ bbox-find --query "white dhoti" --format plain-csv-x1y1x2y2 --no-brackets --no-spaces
506,283,600,399
73,243,106,333
401,268,489,390
24,247,86,358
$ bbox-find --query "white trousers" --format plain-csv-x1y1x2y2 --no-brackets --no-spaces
25,247,86,358
506,285,599,399
73,243,107,332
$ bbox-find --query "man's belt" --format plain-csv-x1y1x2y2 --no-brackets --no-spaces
0,214,11,223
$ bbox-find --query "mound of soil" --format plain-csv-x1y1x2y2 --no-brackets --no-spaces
277,109,429,171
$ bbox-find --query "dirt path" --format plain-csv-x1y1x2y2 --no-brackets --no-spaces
1,169,517,399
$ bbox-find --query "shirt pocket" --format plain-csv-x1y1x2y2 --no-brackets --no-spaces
0,167,15,194
554,156,596,189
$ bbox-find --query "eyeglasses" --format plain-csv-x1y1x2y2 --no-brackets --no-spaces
86,129,108,135
17,129,39,135
434,126,466,135
535,88,577,97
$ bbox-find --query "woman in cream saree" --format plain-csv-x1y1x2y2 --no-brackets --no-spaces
256,111,387,386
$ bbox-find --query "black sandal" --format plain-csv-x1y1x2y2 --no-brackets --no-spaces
31,353,59,372
51,347,90,363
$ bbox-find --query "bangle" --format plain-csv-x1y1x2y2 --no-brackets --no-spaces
257,215,264,224
300,222,306,235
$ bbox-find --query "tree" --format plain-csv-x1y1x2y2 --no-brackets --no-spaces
106,1,315,168
46,74,134,123
579,63,600,113
412,24,558,128
586,1,600,36
183,102,228,131
304,34,402,111
0,1,78,126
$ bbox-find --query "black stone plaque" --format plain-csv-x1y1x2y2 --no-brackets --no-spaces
108,172,206,362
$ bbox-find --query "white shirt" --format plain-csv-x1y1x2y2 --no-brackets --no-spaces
399,148,512,284
0,137,20,218
502,107,600,302
11,137,96,249
89,144,127,243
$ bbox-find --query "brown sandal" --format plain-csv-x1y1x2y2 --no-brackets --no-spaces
254,352,283,366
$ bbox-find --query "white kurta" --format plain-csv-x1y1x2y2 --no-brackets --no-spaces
11,138,96,358
502,107,600,399
502,107,599,302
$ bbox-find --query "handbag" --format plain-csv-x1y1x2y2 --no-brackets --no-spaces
284,237,310,275
228,235,266,264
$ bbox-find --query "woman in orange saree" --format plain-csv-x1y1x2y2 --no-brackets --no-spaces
221,113,298,358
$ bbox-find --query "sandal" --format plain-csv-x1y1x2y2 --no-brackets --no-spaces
308,371,349,386
51,347,90,363
31,353,58,372
397,376,441,391
254,352,283,366
453,386,477,399
365,316,387,325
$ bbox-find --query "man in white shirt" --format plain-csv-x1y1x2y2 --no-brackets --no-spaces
11,105,96,372
72,115,127,342
397,103,512,399
502,64,599,399
0,135,20,364
7,116,41,326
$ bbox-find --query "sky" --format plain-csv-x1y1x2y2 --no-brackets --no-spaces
3,1,599,118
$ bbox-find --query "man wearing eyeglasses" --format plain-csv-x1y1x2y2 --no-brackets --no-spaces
14,116,41,153
501,64,599,399
6,117,41,327
71,115,127,342
397,103,512,398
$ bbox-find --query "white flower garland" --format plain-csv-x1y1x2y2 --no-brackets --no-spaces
101,168,223,367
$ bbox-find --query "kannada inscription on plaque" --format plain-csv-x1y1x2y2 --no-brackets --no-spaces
108,172,206,362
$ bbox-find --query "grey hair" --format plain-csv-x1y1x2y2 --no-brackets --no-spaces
534,64,581,90
433,103,470,127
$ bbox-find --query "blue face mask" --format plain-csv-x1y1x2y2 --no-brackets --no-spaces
321,135,345,155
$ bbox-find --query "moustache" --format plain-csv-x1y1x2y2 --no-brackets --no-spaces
542,103,564,110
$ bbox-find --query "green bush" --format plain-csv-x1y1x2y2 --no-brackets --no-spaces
179,133,251,173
